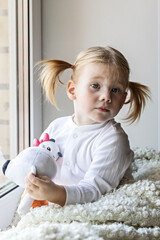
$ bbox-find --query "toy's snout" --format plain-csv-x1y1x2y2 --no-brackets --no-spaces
2,160,10,175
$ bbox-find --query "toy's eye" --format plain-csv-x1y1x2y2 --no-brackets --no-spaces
47,147,51,151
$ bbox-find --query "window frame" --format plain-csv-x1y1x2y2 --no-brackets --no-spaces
17,0,30,152
0,0,42,229
9,0,18,158
158,0,160,151
10,0,42,156
9,0,42,178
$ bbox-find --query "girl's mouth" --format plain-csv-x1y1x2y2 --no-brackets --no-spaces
96,107,110,112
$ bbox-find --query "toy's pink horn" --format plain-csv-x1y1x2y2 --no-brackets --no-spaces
33,133,50,147
43,133,50,141
33,138,40,146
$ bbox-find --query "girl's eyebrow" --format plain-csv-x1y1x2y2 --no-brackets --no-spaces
90,76,123,85
89,75,124,88
89,76,105,80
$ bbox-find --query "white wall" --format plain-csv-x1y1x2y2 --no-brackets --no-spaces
41,0,158,150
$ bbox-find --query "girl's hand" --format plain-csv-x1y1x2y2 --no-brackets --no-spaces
25,173,66,206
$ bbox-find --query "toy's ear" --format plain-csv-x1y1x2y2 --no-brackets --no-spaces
2,160,10,174
67,80,76,100
58,152,63,157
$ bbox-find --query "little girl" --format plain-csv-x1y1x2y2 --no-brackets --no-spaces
26,46,150,207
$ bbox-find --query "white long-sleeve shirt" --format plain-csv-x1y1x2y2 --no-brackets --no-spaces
41,116,134,205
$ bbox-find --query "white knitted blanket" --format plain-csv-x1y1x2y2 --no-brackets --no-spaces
1,148,160,240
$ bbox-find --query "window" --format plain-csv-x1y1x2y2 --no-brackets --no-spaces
0,0,42,194
0,0,31,190
0,0,11,187
0,0,42,229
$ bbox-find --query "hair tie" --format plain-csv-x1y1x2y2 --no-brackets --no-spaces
71,65,74,69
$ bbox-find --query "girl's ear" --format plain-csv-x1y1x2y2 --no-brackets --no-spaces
67,80,76,100
121,92,127,107
123,92,127,103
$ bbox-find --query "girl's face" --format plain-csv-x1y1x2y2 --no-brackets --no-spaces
67,62,127,126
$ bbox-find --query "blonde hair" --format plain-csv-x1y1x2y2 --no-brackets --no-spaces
39,46,151,123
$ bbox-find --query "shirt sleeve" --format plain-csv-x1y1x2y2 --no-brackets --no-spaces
64,129,134,205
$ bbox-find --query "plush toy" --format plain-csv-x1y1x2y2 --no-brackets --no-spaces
2,133,62,216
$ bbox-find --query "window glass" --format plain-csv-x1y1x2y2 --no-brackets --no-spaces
0,0,31,190
0,0,11,186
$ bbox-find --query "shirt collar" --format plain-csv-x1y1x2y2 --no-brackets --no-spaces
68,114,112,132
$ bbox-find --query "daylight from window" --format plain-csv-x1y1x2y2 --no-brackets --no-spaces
0,0,10,187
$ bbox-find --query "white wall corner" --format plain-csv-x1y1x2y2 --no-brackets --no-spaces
8,0,18,158
29,0,42,144
158,0,160,151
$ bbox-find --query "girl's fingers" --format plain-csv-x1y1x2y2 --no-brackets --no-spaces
26,180,39,192
25,174,39,191
38,175,50,181
28,173,41,186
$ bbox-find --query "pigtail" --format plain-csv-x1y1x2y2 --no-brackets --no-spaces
124,81,151,123
38,60,72,107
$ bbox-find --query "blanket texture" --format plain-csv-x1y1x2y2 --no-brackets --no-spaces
1,148,160,240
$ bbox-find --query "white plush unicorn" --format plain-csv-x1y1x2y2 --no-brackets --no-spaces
2,133,62,216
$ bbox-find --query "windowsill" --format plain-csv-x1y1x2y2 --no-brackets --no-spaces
0,184,23,230
0,182,18,198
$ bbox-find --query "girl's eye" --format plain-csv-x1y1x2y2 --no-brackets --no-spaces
111,88,119,93
91,84,100,89
47,147,51,151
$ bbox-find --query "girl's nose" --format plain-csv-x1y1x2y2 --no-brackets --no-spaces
99,91,111,103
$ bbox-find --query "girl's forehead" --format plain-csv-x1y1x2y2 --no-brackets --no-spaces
75,62,126,84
